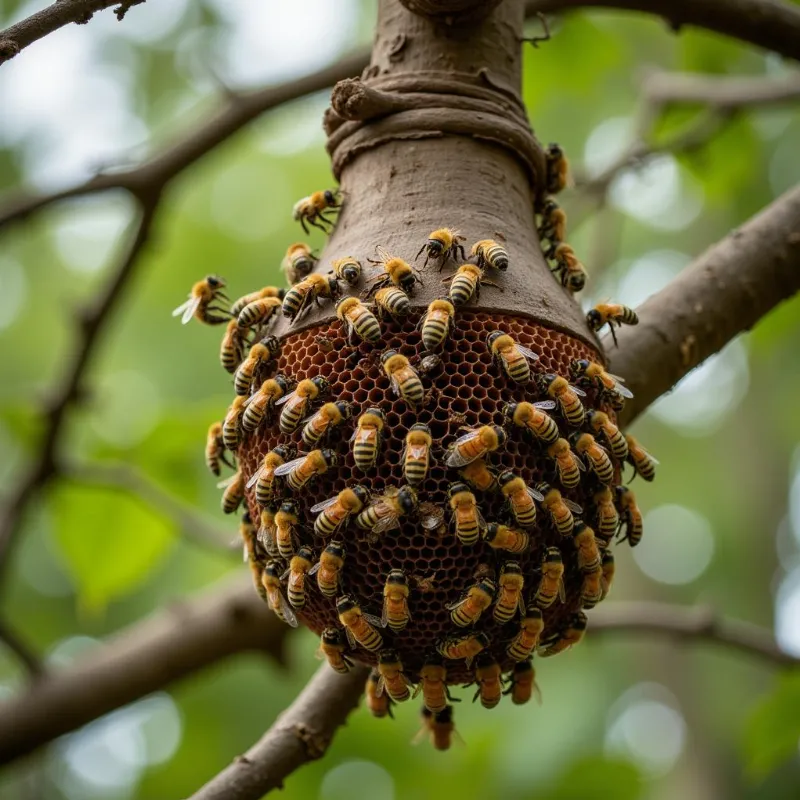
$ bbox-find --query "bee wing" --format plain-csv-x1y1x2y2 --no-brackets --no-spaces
475,506,487,529
258,524,278,555
569,383,587,397
370,513,401,535
516,345,540,363
527,486,545,502
343,627,357,649
375,245,391,263
277,592,299,628
445,594,468,611
533,400,557,410
375,675,386,698
576,456,587,472
420,504,445,530
614,385,634,400
351,426,373,444
216,475,238,488
558,577,565,604
310,495,341,513
363,612,384,628
381,599,389,629
308,562,321,576
274,456,307,477
246,464,265,489
640,448,660,465
445,431,480,467
275,389,298,407
564,499,583,514
241,392,260,409
173,296,201,323
389,375,401,397
533,681,543,706
280,567,291,581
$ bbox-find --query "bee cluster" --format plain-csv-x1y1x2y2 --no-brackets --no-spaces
175,146,656,749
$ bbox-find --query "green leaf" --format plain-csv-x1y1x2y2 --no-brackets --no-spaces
541,755,643,800
51,481,175,613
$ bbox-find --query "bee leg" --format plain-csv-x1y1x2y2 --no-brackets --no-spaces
300,218,310,235
414,243,427,262
440,274,455,284
608,324,619,348
455,243,467,262
481,279,503,291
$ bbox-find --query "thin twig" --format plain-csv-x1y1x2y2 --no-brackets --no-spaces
0,620,45,679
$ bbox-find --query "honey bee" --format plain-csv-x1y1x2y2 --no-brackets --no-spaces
310,486,370,538
274,448,337,492
416,228,466,270
471,239,509,272
273,500,301,559
441,263,500,306
591,486,619,547
350,408,385,471
241,375,290,431
330,257,362,287
282,546,314,609
458,459,497,493
239,510,261,565
572,432,615,485
309,540,346,596
586,303,639,347
376,649,413,702
494,561,525,624
539,612,587,657
503,401,559,445
276,376,329,434
219,320,246,374
419,298,456,352
218,469,245,514
538,198,567,244
534,547,565,608
437,631,489,667
282,242,318,284
487,331,540,384
381,569,411,632
247,445,294,508
412,572,439,594
448,482,486,546
580,566,603,609
257,507,277,554
503,658,541,705
402,423,433,486
569,359,633,402
335,296,382,345
601,550,615,599
573,520,601,573
625,435,658,482
222,395,247,450
446,577,496,627
336,595,383,652
367,246,423,295
282,274,340,322
355,486,418,537
544,142,570,195
172,275,229,325
419,502,447,537
536,482,582,537
446,425,506,468
498,471,544,530
381,350,424,407
374,286,410,320
205,421,231,476
506,606,544,662
301,401,352,447
547,437,585,489
292,189,340,234
318,628,353,674
261,561,298,627
233,336,281,396
366,670,394,718
412,653,455,713
229,286,286,317
586,410,629,461
547,243,586,293
471,654,503,710
615,485,643,546
536,373,586,426
419,352,443,377
483,523,529,554
414,705,461,750
236,296,282,330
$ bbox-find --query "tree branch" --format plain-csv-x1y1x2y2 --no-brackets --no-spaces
608,183,800,425
0,620,45,678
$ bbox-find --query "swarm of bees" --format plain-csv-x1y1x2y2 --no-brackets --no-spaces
180,163,656,750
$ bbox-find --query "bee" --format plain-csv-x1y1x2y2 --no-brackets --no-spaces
230,286,286,317
494,561,525,624
350,408,385,471
261,561,298,627
281,546,314,609
503,401,559,445
539,612,587,657
471,654,503,710
534,547,565,608
276,376,329,434
572,432,615,485
506,606,544,662
419,298,456,352
374,286,410,320
615,485,643,546
257,507,278,554
547,243,586,292
536,373,586,427
573,520,601,573
412,572,439,594
458,459,497,493
233,336,281,396
437,631,489,667
282,274,340,322
274,448,337,492
504,658,541,705
336,595,383,652
239,510,261,565
586,303,639,347
601,551,615,599
498,471,544,530
219,320,246,374
414,705,461,750
441,263,500,306
569,359,633,402
241,375,290,431
446,425,506,468
592,486,620,547
272,500,301,559
419,502,447,537
311,486,369,538
309,541,346,596
487,331,540,385
218,469,244,514
318,628,353,674
222,396,247,450
381,569,411,632
446,577,495,627
247,445,294,508
366,670,394,718
236,296,282,330
205,421,231,476
586,410,629,461
544,142,570,195
483,523,529,554
282,242,318,285
301,401,352,447
376,650,413,702
412,653,455,713
536,482,582,537
330,257,362,287
419,352,443,377
172,275,229,325
381,350,424,407
547,437,584,489
416,228,466,270
625,435,658,482
537,198,567,244
292,189,340,234
447,483,486,546
471,239,509,272
335,296,382,345
607,391,627,413
580,566,603,609
367,246,423,295
402,423,433,486
355,486,418,537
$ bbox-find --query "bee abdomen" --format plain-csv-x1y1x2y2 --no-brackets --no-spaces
241,405,265,433
422,318,448,351
354,444,378,472
404,460,427,485
398,377,424,405
353,309,382,343
279,407,303,435
449,276,476,306
288,589,305,609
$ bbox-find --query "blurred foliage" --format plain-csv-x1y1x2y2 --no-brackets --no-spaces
1,1,800,799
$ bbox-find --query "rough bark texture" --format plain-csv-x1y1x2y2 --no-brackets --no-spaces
397,0,506,22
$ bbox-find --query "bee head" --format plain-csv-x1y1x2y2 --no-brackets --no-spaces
274,374,291,393
264,561,281,578
426,237,444,256
486,330,504,349
547,142,563,158
502,402,518,421
542,198,559,214
378,648,400,664
513,659,534,676
534,481,550,496
447,482,470,499
380,349,398,365
536,372,556,391
272,444,293,461
321,627,343,646
326,276,342,297
279,500,297,515
544,546,563,563
474,652,497,669
206,275,225,288
347,486,370,508
482,523,499,543
602,551,615,566
368,670,381,685
474,632,491,648
572,612,588,630
501,561,522,576
323,189,338,206
497,470,516,489
319,449,338,468
423,650,444,667
586,309,603,330
311,375,330,395
336,595,356,613
524,605,543,621
478,578,497,596
386,569,407,587
569,358,589,378
614,485,629,502
241,510,252,524
491,425,507,447
572,520,588,537
325,540,346,559
398,486,418,514
409,422,431,434
296,546,314,561
434,705,454,724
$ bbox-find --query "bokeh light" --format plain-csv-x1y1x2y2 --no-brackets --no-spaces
321,760,395,800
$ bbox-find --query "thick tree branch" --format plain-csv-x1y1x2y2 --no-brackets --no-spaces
396,0,505,22
608,183,800,425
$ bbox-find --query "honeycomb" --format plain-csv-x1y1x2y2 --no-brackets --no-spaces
238,309,620,686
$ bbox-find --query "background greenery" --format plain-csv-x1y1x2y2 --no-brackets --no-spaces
1,1,800,798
